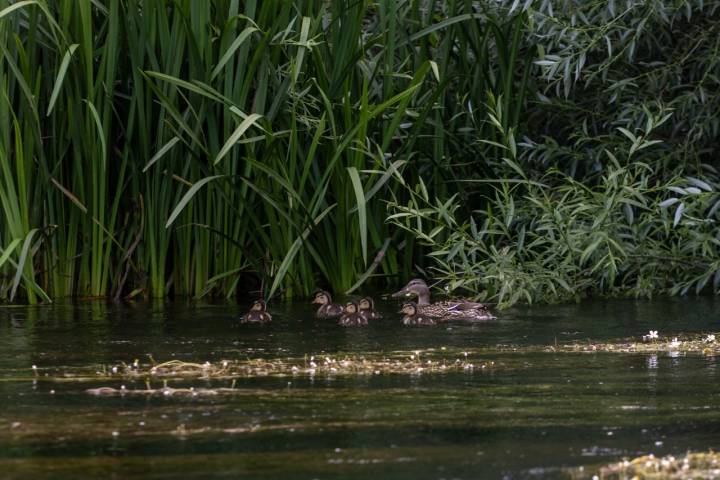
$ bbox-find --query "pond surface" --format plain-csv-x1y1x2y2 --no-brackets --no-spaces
0,298,719,479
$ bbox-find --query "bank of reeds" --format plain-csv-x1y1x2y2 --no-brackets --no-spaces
4,1,717,306
0,0,529,302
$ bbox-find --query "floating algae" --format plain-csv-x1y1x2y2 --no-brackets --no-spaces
80,350,498,395
85,385,236,397
573,450,720,479
547,332,720,356
17,332,714,397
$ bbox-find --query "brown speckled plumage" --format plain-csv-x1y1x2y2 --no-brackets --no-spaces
339,302,368,326
312,290,344,319
392,279,495,321
400,302,436,325
358,296,382,321
240,300,272,324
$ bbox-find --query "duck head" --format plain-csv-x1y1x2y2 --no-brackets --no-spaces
312,290,332,305
400,301,417,315
391,279,431,305
344,301,358,314
358,296,374,310
250,300,267,311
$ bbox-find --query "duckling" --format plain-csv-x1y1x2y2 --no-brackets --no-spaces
339,301,368,326
240,300,272,324
312,290,343,319
358,296,382,321
391,278,495,321
400,301,436,326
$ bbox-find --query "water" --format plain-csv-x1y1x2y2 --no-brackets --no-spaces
1,298,719,479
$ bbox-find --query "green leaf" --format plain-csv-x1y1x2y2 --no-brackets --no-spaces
10,229,38,301
47,44,78,116
268,204,336,299
0,0,38,20
347,167,367,265
0,238,22,269
211,26,258,80
166,176,224,228
673,202,685,227
144,136,181,172
214,113,262,165
617,127,637,143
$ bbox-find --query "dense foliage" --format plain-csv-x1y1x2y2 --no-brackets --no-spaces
389,0,720,306
0,0,718,305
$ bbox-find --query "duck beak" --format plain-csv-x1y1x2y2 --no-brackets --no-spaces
391,287,410,298
311,297,322,304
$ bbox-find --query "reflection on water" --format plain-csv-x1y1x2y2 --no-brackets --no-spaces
0,297,719,479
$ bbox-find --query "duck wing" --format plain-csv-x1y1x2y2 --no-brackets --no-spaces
431,300,496,321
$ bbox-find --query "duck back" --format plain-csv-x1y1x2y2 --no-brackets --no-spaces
339,313,368,326
317,303,344,319
418,300,495,321
241,312,272,324
360,309,382,321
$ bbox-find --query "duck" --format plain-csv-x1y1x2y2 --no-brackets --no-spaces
400,301,436,325
391,278,495,321
338,301,368,326
358,296,382,321
240,300,272,324
311,290,344,319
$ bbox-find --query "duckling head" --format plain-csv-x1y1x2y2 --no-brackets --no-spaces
344,301,358,314
312,290,332,305
400,302,417,315
250,300,267,311
358,297,374,310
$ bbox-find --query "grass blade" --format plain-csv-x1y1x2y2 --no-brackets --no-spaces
214,113,262,165
46,44,78,116
166,176,224,228
347,167,368,265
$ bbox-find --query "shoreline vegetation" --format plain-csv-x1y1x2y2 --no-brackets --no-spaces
1,1,719,306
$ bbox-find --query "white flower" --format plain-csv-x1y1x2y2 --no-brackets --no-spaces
705,334,716,343
647,330,659,340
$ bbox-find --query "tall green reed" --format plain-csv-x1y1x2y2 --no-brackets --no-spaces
0,0,532,302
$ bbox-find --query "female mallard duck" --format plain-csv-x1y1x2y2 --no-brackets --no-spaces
240,300,272,324
339,301,368,326
311,290,343,319
358,296,382,321
391,279,495,321
400,302,436,326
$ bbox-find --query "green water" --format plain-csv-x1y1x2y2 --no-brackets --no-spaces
1,299,719,479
